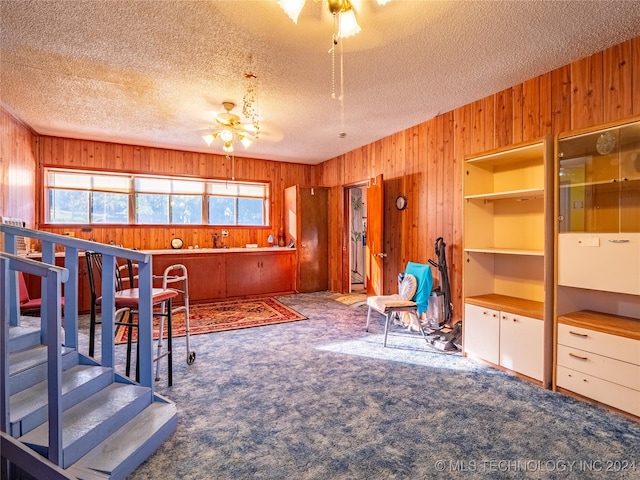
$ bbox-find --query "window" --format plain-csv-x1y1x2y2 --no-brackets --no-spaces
47,171,129,224
45,169,270,226
134,177,204,224
206,182,267,226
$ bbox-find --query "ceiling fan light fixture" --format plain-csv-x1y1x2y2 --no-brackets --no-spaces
240,135,253,149
222,142,234,153
278,0,306,23
203,133,215,146
337,5,361,38
219,128,234,143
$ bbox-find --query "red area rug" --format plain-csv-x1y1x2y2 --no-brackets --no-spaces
114,297,306,344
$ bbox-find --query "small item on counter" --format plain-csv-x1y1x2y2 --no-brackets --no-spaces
171,238,184,249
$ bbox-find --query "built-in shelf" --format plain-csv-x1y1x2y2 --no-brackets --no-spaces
464,247,544,256
465,143,544,168
558,310,640,341
466,293,544,320
464,187,544,201
559,180,621,189
463,135,553,388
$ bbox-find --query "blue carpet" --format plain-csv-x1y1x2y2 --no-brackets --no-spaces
120,292,639,479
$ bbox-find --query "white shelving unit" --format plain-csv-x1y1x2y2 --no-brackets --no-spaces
554,117,640,418
462,136,554,387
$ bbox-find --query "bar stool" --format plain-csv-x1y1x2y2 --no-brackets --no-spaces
85,251,178,386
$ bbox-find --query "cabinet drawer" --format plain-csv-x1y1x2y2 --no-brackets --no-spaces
556,366,640,417
557,323,640,365
557,345,640,391
558,233,640,295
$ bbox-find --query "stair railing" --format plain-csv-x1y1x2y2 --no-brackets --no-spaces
1,252,68,473
0,225,155,470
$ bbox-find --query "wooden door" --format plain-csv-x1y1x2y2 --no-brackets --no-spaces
298,187,329,292
366,174,384,296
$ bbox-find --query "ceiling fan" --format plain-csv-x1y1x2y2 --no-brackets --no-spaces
203,101,258,153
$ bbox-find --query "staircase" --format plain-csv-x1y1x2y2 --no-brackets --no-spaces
5,321,177,479
1,224,178,480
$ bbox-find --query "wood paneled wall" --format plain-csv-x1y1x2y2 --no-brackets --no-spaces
316,36,640,322
2,36,640,320
0,105,37,227
36,136,313,250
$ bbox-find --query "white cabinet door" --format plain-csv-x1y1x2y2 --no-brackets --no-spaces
464,303,500,365
558,233,640,295
499,312,544,381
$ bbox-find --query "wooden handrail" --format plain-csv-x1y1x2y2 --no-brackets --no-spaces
0,224,155,470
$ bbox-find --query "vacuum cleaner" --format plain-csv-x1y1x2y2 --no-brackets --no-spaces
424,237,462,352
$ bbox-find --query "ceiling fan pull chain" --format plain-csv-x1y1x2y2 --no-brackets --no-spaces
339,35,345,130
340,33,345,104
331,20,337,100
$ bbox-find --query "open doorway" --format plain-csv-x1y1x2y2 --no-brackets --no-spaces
348,186,367,293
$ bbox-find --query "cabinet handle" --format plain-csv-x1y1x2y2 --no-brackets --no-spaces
608,239,630,243
569,352,588,361
569,330,588,338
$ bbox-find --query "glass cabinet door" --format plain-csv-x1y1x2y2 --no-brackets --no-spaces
558,119,640,233
558,129,620,233
620,121,640,232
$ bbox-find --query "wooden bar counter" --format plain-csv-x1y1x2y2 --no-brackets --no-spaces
25,247,296,313
143,247,296,302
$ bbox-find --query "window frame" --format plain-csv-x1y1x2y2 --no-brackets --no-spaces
43,168,271,227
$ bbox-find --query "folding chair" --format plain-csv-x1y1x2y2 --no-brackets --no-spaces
365,261,433,347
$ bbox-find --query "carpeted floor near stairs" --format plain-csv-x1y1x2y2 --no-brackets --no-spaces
82,292,639,479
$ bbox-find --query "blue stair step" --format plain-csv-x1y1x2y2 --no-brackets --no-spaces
9,345,78,395
9,364,113,437
18,383,153,469
9,324,41,353
69,401,178,480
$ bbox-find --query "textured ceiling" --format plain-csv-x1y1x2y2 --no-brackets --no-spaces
2,1,640,165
